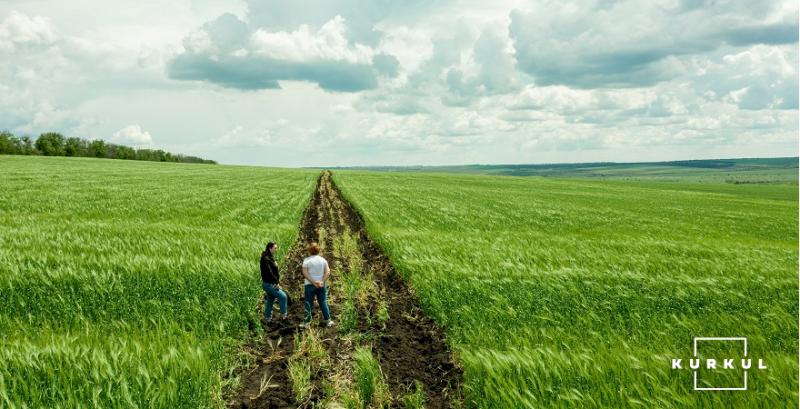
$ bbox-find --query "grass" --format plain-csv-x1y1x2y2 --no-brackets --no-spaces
376,300,389,327
287,359,312,403
326,220,397,408
401,381,426,409
353,347,391,409
0,155,317,407
335,228,374,334
333,170,799,408
288,329,331,406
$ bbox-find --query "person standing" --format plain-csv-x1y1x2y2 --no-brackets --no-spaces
261,242,288,322
301,242,334,327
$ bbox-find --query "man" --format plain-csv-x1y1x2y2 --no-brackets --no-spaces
301,242,334,327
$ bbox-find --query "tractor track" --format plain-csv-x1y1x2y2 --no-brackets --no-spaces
227,171,462,408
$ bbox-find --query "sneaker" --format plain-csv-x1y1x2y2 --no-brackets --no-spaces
325,320,335,328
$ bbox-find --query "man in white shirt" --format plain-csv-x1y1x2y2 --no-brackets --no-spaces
302,242,334,327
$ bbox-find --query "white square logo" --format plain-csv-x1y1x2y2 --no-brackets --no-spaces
692,337,747,391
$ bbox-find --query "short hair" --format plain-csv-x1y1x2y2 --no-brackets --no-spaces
307,242,320,255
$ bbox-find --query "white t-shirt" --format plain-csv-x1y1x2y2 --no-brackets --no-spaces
302,255,329,285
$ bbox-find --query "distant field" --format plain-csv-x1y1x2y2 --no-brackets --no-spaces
0,156,317,407
337,157,798,184
333,171,799,408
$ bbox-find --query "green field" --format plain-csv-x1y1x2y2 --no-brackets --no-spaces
333,171,799,408
1,156,797,408
0,156,317,407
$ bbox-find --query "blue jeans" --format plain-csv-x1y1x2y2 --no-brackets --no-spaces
304,284,331,323
262,282,287,320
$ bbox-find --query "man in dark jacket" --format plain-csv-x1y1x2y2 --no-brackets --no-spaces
261,242,288,322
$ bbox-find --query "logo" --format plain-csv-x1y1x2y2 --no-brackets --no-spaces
670,337,767,391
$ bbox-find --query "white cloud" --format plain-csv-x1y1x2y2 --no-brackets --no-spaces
250,15,374,63
112,125,153,146
0,11,56,51
710,44,798,109
0,8,192,138
213,125,280,148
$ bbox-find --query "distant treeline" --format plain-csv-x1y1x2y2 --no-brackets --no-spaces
0,131,216,164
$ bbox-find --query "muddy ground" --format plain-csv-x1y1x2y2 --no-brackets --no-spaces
227,171,462,409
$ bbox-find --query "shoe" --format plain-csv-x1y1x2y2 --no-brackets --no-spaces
325,320,335,328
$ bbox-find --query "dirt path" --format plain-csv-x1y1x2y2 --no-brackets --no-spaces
228,171,462,409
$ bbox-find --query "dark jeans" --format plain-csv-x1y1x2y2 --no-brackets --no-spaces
304,284,331,323
262,282,287,320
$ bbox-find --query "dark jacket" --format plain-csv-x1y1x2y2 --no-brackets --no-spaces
260,253,280,284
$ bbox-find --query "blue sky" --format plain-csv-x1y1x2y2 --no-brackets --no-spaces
0,0,797,166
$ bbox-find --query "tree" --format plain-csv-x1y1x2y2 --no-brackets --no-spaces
65,137,88,157
135,149,159,161
0,131,16,154
114,145,136,160
18,136,37,155
35,132,66,156
0,130,215,164
105,143,118,159
89,140,107,158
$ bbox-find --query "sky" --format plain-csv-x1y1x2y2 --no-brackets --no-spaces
0,0,797,167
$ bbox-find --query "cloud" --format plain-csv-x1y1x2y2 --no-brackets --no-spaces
443,27,519,101
369,20,521,114
169,52,380,91
720,22,799,46
685,43,799,110
357,92,430,115
371,53,400,77
508,0,798,89
243,0,438,45
112,125,153,146
0,7,192,139
0,2,797,167
167,12,398,92
249,15,372,63
212,125,271,148
0,10,56,51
